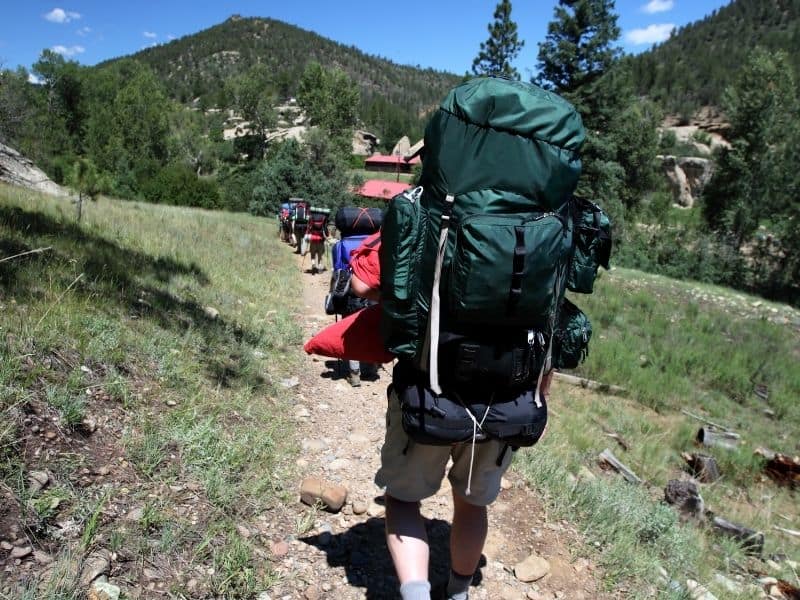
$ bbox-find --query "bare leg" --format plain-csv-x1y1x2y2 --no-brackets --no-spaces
450,492,487,577
385,494,429,584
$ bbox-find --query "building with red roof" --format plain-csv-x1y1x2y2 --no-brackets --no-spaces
355,180,412,201
363,153,421,174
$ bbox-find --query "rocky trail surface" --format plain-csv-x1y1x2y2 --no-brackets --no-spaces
263,250,614,600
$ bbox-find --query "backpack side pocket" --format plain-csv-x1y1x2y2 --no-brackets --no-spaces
380,187,425,357
553,299,592,370
568,197,612,294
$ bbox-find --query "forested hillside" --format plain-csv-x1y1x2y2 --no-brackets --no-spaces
121,15,461,137
627,0,800,116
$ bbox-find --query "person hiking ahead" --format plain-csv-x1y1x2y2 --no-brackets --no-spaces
348,233,554,600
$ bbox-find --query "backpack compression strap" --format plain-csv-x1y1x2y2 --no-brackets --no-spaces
427,194,455,395
353,207,376,232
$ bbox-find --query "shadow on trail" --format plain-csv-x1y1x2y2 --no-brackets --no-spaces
300,516,484,599
1,205,267,389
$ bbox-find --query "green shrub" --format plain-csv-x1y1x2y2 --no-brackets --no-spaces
143,164,221,209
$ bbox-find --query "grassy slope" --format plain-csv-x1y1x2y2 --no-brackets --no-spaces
0,185,302,597
517,267,800,598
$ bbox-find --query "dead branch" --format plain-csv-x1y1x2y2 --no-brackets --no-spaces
554,372,627,396
0,246,52,263
598,448,642,484
773,525,800,539
681,409,733,432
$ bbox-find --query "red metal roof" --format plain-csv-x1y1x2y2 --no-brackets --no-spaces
355,179,412,201
364,154,422,165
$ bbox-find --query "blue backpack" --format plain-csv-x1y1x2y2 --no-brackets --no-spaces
331,235,369,271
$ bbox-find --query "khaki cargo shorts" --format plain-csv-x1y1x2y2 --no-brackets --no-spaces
374,387,514,506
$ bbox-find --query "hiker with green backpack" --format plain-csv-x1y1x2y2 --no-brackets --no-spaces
356,77,611,600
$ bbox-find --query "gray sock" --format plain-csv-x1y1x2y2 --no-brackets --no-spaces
399,579,431,600
446,569,473,600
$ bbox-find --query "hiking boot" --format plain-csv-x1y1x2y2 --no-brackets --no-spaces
348,371,361,387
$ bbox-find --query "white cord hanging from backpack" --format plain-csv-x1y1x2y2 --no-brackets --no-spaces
534,263,566,408
427,193,455,395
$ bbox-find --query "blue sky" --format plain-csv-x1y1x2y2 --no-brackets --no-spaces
1,1,732,79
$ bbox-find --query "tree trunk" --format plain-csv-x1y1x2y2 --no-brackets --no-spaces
681,452,721,482
664,479,705,520
76,191,83,222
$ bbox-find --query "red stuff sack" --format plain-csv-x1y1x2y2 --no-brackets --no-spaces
304,304,394,363
349,232,381,290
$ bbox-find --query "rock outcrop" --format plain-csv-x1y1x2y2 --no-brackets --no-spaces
0,143,70,197
659,155,713,208
391,135,411,157
352,130,378,156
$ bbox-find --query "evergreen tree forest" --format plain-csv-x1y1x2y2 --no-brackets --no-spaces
1,1,799,304
626,0,800,117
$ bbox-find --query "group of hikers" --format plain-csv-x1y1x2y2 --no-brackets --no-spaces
291,77,611,600
278,198,332,275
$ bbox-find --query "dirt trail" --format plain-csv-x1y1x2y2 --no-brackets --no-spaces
264,250,614,600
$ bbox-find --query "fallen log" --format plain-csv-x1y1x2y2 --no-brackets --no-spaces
709,515,764,556
598,448,642,484
681,452,721,483
553,372,627,396
696,427,740,451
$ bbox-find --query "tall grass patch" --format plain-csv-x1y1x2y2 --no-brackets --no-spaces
520,266,799,595
0,184,302,597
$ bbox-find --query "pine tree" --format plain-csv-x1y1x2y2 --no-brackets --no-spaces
535,0,621,120
471,0,525,80
534,0,658,222
703,48,798,248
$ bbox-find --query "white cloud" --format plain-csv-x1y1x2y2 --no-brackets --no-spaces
167,34,176,41
51,44,85,56
143,31,157,39
28,73,43,85
44,8,81,23
625,23,675,45
642,0,674,13
76,26,92,36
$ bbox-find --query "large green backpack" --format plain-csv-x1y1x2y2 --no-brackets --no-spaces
380,77,610,397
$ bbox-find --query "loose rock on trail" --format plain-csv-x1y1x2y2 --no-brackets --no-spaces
264,250,613,599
